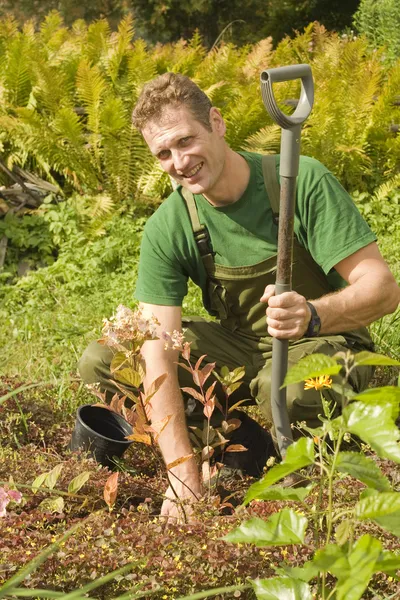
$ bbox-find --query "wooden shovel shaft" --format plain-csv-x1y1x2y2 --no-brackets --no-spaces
270,175,297,456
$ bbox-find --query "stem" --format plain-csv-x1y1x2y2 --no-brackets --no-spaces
325,429,344,546
206,416,211,499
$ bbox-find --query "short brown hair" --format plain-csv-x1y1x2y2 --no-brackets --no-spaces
132,72,212,132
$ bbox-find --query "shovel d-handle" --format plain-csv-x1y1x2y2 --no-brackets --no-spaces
260,64,314,130
260,64,314,457
261,65,314,178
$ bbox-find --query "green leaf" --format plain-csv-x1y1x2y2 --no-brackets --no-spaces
44,464,63,490
283,354,341,387
245,485,313,502
335,519,353,545
115,368,142,387
252,576,312,600
68,471,91,494
343,402,400,462
277,562,319,583
353,351,400,367
374,512,400,538
38,496,65,514
313,544,348,573
355,492,400,519
374,550,400,578
355,489,400,537
32,472,48,494
110,351,129,373
244,438,314,504
335,535,382,600
224,509,308,546
352,386,400,421
335,452,391,492
313,536,383,600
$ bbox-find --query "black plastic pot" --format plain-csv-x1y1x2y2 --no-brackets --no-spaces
69,405,133,468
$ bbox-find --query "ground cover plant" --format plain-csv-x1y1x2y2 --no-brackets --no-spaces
1,350,400,598
1,12,400,600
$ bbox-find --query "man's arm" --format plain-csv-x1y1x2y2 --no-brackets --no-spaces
261,242,400,339
139,302,201,521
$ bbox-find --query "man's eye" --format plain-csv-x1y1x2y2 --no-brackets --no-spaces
179,137,191,146
158,149,170,160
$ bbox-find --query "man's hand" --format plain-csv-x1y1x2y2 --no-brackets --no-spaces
260,284,311,340
161,477,202,524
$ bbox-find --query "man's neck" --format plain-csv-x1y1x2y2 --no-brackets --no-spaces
203,149,250,207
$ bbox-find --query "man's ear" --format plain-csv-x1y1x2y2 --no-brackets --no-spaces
209,107,226,136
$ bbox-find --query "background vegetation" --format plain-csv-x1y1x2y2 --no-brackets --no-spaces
0,6,399,598
0,0,361,47
0,15,399,383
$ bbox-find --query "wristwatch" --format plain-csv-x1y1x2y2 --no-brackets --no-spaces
305,302,321,337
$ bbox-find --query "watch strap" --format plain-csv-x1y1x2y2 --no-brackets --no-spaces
305,301,321,337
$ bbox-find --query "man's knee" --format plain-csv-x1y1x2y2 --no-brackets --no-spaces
78,341,113,384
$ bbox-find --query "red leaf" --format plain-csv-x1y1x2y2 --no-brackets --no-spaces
182,343,191,361
167,453,194,470
181,387,204,403
104,472,119,508
176,362,194,375
145,373,168,403
205,381,217,402
202,445,214,461
200,362,216,386
225,444,248,453
195,354,207,371
203,396,215,419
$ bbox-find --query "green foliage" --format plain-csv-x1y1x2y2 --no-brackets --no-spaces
1,17,399,208
353,0,400,64
225,351,400,600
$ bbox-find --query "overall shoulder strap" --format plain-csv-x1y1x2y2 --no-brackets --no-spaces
261,154,280,223
180,187,215,276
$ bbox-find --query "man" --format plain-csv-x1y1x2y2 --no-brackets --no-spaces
79,72,400,522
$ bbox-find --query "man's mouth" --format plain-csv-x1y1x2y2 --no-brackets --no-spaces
183,162,204,178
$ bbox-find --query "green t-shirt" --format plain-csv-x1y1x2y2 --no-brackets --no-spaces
135,152,376,306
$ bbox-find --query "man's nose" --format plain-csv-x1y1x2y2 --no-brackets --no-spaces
172,149,189,172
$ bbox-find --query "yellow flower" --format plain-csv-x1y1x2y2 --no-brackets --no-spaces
304,375,332,391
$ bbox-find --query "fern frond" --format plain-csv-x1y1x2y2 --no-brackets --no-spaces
242,125,281,154
87,193,115,219
127,39,157,98
39,10,68,50
135,149,172,200
51,107,85,146
242,37,273,79
76,59,107,168
373,174,400,203
85,19,110,65
104,14,135,84
4,32,35,106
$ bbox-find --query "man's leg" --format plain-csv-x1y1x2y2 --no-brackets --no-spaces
250,336,374,434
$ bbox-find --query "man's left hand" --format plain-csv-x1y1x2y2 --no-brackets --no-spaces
260,284,311,340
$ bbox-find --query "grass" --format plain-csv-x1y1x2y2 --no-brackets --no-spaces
0,211,399,598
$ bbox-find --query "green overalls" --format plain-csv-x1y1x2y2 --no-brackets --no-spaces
78,155,374,433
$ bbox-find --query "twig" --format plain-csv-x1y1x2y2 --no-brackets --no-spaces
0,158,41,205
0,235,7,269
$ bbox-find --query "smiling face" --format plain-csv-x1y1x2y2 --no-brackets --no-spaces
142,105,227,199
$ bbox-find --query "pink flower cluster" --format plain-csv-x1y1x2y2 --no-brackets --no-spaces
102,305,159,349
0,486,22,517
162,329,187,351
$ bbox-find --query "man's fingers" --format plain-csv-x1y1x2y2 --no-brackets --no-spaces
260,284,275,303
267,291,301,308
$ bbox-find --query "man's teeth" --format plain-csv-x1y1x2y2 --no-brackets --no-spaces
185,162,203,178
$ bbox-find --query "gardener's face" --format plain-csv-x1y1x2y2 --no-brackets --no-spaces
142,105,227,197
